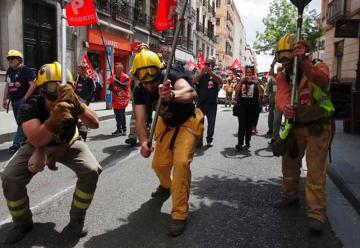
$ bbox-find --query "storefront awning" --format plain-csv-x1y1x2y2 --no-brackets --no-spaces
88,28,132,52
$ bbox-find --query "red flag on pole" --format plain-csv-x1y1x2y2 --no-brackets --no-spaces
197,52,205,70
66,0,98,26
230,59,242,70
82,53,99,81
154,0,178,32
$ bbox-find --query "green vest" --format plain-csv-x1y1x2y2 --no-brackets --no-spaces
280,70,335,140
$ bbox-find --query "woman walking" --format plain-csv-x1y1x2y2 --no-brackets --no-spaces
234,66,259,150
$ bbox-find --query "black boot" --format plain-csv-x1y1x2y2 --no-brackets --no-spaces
4,221,33,244
168,219,187,237
273,198,300,208
61,218,88,238
125,137,137,146
308,217,324,234
235,144,243,151
151,185,171,199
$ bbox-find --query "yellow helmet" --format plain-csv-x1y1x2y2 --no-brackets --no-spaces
275,33,297,64
7,49,23,60
36,61,75,88
130,49,164,82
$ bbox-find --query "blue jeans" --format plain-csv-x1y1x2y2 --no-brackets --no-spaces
198,102,217,142
11,98,26,147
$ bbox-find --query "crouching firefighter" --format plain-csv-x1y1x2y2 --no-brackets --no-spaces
0,62,102,244
131,48,204,236
272,34,334,234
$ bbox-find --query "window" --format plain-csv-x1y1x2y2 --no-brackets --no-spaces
216,0,221,8
216,18,220,26
335,40,344,80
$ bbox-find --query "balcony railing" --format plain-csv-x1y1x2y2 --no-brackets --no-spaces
95,0,152,28
327,0,347,24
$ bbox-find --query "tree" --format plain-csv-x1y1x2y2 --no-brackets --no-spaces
253,0,322,52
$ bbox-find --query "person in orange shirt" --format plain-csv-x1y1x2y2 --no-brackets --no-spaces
273,33,334,234
108,63,131,136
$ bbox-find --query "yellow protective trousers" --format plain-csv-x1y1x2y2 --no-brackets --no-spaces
281,123,331,222
152,108,204,220
0,140,102,224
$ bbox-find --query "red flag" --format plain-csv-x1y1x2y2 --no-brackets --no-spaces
82,53,99,81
187,59,195,71
66,0,98,26
230,59,242,70
197,52,205,70
155,0,177,32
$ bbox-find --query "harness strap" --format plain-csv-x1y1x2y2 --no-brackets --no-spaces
169,126,180,150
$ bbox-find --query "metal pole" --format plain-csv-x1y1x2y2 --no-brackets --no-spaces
147,0,189,148
97,21,113,76
289,9,303,124
60,0,67,85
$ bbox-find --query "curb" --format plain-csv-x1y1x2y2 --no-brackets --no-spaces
0,110,132,144
328,165,360,215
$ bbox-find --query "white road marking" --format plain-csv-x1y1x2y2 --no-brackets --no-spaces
0,150,139,226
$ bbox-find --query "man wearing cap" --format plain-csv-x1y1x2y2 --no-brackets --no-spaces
0,62,102,244
2,50,36,153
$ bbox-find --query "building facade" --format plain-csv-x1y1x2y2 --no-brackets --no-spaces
320,0,359,86
232,6,246,67
192,0,217,62
244,44,257,67
215,0,235,67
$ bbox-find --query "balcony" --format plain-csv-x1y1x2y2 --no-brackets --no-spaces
327,0,347,24
133,9,150,29
95,0,133,24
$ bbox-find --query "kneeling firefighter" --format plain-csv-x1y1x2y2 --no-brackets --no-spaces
131,48,204,236
0,62,102,244
272,33,334,234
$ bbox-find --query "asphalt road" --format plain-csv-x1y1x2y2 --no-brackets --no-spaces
0,106,344,248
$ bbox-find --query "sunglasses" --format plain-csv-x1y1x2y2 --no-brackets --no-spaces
7,57,19,61
134,67,160,82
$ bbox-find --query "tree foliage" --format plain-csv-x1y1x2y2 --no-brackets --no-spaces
253,0,322,52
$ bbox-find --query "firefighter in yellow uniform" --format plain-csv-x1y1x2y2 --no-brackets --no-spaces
131,48,204,236
0,62,102,244
273,33,334,234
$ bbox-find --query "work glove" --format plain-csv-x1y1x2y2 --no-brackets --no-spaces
44,102,74,134
57,84,86,116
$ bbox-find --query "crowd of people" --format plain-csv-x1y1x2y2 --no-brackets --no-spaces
0,32,334,244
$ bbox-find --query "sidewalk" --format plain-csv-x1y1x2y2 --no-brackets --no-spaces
0,101,131,144
328,120,360,215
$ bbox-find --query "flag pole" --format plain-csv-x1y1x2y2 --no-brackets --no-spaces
60,0,67,85
147,0,189,148
97,18,113,76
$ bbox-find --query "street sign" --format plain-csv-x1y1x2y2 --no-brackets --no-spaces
335,20,360,38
